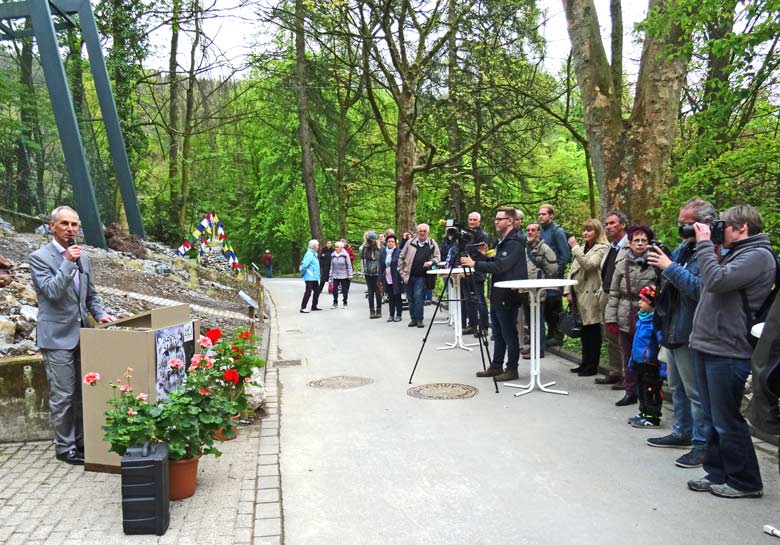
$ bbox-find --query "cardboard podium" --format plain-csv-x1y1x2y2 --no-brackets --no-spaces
81,305,199,473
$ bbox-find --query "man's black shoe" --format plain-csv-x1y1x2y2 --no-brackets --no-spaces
56,448,84,466
462,326,476,335
408,320,418,327
416,321,425,328
615,394,638,407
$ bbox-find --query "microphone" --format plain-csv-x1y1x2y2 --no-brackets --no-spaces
68,238,83,274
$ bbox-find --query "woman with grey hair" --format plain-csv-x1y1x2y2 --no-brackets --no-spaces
300,239,322,313
329,240,353,308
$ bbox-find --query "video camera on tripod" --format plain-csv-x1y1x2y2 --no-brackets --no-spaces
442,219,483,256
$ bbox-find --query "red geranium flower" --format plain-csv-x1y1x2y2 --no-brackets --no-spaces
198,387,211,396
238,331,250,340
230,346,243,359
223,369,240,385
205,328,223,344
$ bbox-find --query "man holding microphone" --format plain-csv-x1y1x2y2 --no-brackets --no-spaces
30,206,115,465
461,207,528,382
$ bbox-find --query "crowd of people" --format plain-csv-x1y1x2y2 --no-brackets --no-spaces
297,199,778,501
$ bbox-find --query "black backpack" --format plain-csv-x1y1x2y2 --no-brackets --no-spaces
740,251,780,348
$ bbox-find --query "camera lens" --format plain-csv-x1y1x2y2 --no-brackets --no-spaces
678,224,695,239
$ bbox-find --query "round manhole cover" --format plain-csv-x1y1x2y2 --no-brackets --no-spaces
407,383,479,400
307,376,373,389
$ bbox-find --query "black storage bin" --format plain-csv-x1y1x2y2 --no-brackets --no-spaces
121,442,170,535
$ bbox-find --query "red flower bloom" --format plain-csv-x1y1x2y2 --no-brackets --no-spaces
205,328,223,344
230,346,244,359
198,387,211,396
238,331,250,340
223,369,240,385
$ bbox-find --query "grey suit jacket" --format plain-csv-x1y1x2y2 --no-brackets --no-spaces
29,242,107,350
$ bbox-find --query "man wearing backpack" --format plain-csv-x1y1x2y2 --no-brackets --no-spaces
686,204,775,499
538,205,571,347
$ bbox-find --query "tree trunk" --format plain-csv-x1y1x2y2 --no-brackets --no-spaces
168,0,181,206
395,88,418,233
294,0,323,241
564,0,690,223
335,108,348,240
15,20,37,214
446,0,463,219
178,1,200,231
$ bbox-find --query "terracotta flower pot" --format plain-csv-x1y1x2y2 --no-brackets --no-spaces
214,414,241,442
168,455,201,500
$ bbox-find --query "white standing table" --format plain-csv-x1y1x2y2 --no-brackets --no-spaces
494,278,578,397
427,267,479,351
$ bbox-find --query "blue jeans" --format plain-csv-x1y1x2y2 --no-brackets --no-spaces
490,305,520,371
406,276,427,322
667,345,710,446
692,350,763,491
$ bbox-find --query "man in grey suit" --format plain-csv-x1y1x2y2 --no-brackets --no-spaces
30,206,115,465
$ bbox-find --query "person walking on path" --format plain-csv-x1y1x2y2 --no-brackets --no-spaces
379,234,404,322
565,219,609,377
318,240,333,295
605,225,659,407
261,250,273,277
300,240,322,313
329,241,353,308
361,230,383,319
645,198,716,470
398,224,440,328
596,211,629,386
29,206,115,465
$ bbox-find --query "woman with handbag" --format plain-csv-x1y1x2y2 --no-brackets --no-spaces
564,219,609,376
605,225,659,406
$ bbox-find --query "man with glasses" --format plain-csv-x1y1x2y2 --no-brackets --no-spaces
398,223,441,328
646,199,716,470
29,206,115,465
461,208,528,381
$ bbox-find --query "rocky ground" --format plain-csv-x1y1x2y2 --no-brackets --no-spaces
0,219,260,358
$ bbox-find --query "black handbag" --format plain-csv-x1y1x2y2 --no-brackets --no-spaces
559,290,583,338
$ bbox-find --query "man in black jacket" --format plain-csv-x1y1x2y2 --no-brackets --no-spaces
461,207,528,381
462,212,491,335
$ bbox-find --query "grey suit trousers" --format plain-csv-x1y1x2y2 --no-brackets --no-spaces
41,348,83,454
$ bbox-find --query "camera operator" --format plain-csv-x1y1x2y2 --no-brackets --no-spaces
686,204,775,499
461,207,528,382
461,212,490,336
645,199,716,469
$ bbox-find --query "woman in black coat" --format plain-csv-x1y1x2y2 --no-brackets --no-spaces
379,235,404,322
318,240,333,295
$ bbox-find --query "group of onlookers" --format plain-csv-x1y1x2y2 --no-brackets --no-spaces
298,199,778,500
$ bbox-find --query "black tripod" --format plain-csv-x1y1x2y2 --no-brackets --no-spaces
408,256,498,393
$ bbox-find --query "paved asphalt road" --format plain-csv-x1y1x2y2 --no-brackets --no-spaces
264,278,779,545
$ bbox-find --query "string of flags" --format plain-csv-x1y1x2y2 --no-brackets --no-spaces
176,212,242,272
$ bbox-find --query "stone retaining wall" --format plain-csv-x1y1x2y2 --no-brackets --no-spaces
0,355,52,443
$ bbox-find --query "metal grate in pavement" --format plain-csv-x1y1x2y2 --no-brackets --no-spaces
407,383,479,400
274,359,303,367
307,376,373,389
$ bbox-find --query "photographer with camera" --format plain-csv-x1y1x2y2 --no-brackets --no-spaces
461,208,528,382
462,212,490,335
685,204,775,499
644,199,717,469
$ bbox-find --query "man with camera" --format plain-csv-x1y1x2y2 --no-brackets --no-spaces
461,212,490,336
461,208,528,381
645,199,715,469
686,204,775,499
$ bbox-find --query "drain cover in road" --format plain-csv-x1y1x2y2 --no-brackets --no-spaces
274,359,303,367
407,383,479,400
307,376,373,389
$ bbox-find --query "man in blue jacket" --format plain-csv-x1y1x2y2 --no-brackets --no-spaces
646,199,716,469
538,205,571,347
461,207,528,381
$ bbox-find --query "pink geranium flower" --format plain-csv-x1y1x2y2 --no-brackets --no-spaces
198,387,211,396
83,372,100,386
198,335,213,347
120,384,133,393
127,408,137,416
136,393,148,402
169,358,184,369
